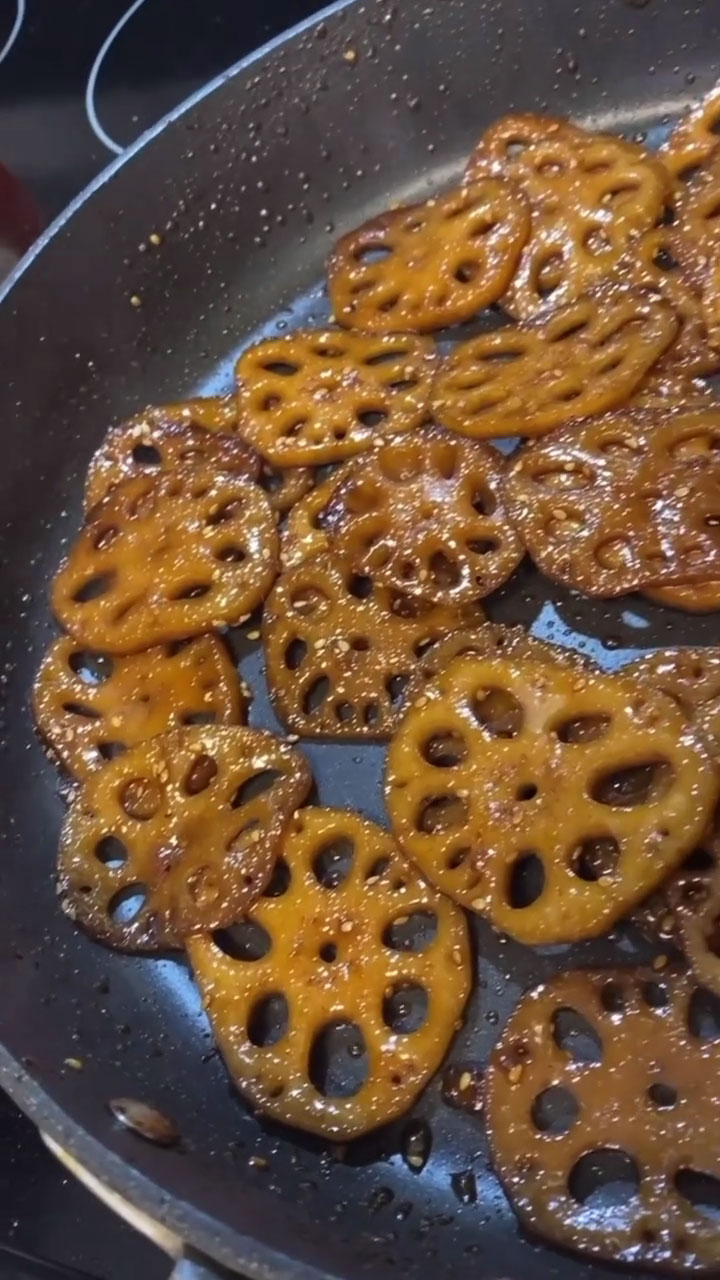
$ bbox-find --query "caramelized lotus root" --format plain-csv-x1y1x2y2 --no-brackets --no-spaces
622,648,720,757
258,462,314,516
160,395,239,432
466,113,671,318
485,968,720,1272
84,411,260,512
33,635,246,782
386,653,717,944
58,726,312,951
262,553,483,739
53,467,279,653
660,85,720,182
236,330,436,466
280,460,357,570
325,429,524,605
432,286,678,440
503,408,720,597
327,178,530,333
670,167,720,352
187,807,470,1139
676,859,720,997
402,624,592,708
644,582,720,613
615,229,719,377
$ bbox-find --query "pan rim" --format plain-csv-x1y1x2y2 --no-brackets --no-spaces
0,0,357,1276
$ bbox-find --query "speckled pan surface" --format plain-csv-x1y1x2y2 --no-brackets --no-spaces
0,1,719,1278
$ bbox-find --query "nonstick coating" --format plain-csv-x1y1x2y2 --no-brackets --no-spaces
0,0,719,1277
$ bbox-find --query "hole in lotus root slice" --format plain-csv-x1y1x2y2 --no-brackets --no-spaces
186,807,470,1140
84,409,260,513
236,330,436,467
161,394,239,433
280,459,358,570
401,624,594,712
386,652,716,944
613,228,720,377
52,467,279,653
484,967,720,1272
257,462,315,517
328,178,530,333
32,634,246,782
323,428,523,606
503,407,720,597
622,647,720,759
262,552,483,740
432,285,678,441
57,726,311,951
466,113,671,319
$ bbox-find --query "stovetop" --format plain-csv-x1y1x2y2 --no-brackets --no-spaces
0,3,325,1276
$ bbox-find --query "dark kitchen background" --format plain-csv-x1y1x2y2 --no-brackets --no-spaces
0,3,324,1277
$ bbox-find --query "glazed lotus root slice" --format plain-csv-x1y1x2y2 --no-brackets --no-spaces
669,169,720,351
262,553,483,739
52,466,279,654
324,430,523,605
327,178,530,333
84,410,260,512
58,726,312,951
386,653,717,945
615,229,719,377
187,807,470,1140
33,635,247,782
236,329,436,467
660,84,720,182
485,969,720,1272
432,286,678,440
466,113,671,318
401,624,593,708
676,859,720,997
629,368,716,411
258,462,314,517
503,408,720,597
622,648,720,758
280,460,357,570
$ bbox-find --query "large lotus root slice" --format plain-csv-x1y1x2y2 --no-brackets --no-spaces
161,395,239,432
187,807,470,1139
660,85,720,182
432,286,678,440
262,553,483,739
328,178,530,333
622,648,720,757
236,330,436,467
58,726,312,951
670,168,720,351
615,229,719,377
33,635,245,782
258,462,314,516
84,410,260,512
485,968,720,1272
386,653,717,944
466,113,671,318
53,467,279,653
503,408,720,597
402,624,592,708
280,460,357,570
324,429,523,605
644,582,720,613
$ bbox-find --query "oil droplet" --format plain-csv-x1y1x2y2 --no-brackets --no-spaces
401,1118,431,1173
442,1063,484,1113
450,1170,477,1205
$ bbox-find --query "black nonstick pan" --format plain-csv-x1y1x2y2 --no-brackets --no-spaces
1,0,719,1277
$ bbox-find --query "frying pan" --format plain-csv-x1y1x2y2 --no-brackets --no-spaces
0,0,719,1276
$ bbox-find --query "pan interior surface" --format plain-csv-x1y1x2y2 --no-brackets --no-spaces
0,0,719,1277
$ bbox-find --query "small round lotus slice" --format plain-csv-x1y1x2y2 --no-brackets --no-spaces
58,726,312,950
187,806,470,1140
